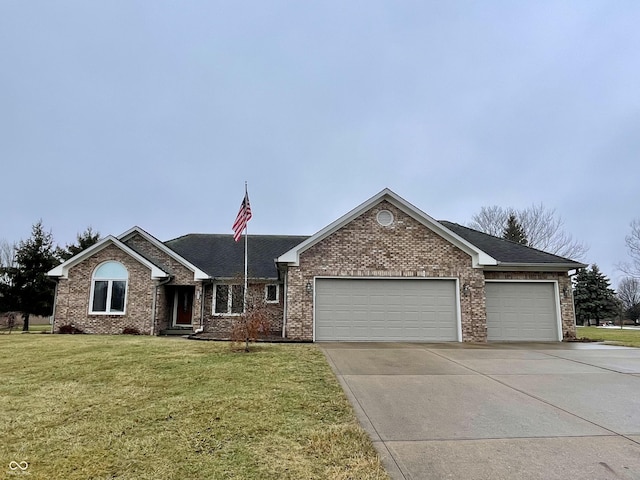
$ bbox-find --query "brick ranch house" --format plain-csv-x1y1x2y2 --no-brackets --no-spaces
47,189,585,342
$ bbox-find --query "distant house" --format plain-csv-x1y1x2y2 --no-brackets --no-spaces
47,189,585,342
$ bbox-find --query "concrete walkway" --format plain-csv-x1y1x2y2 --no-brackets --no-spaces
320,342,640,480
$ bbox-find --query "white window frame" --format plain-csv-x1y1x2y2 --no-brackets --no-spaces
89,261,128,315
265,284,279,303
213,284,245,315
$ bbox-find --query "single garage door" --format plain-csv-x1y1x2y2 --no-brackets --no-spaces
486,282,559,341
315,278,458,341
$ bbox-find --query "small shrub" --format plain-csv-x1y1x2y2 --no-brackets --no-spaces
1,312,17,334
230,299,277,352
58,324,84,334
122,327,141,335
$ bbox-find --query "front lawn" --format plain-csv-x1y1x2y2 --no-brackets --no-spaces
577,326,640,348
1,324,51,334
0,336,388,480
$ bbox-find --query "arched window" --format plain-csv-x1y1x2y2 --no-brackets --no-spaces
90,261,128,314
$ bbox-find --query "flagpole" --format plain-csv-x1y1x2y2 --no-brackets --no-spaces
243,182,248,313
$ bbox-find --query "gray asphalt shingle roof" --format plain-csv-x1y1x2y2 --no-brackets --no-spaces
439,221,585,266
165,234,310,279
164,222,583,280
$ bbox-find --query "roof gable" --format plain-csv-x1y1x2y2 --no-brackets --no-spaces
47,235,170,279
118,226,210,280
276,188,498,268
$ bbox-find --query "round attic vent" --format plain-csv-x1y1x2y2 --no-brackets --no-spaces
376,210,394,226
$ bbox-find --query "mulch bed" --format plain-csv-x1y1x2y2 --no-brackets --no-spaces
188,332,310,343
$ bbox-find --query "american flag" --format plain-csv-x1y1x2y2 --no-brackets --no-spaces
232,192,252,242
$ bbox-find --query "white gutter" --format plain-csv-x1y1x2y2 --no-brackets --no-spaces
484,262,587,272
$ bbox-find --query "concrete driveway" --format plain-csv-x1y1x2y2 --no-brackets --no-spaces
320,342,640,480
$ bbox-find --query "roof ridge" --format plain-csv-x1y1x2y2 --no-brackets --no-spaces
166,233,310,241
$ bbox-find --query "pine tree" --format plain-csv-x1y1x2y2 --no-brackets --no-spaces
6,221,58,331
573,265,620,326
55,226,100,261
502,213,528,245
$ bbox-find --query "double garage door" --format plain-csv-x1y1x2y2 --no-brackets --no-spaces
315,278,459,341
314,278,560,342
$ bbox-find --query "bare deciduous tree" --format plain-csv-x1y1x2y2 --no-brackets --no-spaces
620,219,640,278
469,204,588,260
618,276,640,323
618,277,640,310
468,206,508,237
0,239,16,271
0,240,16,300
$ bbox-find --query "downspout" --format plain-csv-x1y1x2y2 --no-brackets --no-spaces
194,281,209,334
151,276,173,335
282,271,288,338
568,269,580,328
50,280,58,334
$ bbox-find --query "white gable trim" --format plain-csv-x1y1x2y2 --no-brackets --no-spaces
276,188,498,268
47,236,170,280
118,226,210,280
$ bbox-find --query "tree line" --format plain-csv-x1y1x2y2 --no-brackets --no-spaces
469,204,640,325
0,222,99,331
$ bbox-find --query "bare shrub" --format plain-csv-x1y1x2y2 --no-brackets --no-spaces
230,287,277,352
1,312,17,334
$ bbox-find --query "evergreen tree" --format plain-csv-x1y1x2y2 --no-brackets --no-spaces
6,221,58,331
573,265,620,326
55,226,100,261
502,213,528,245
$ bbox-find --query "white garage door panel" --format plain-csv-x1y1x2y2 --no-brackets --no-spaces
486,282,558,341
315,279,457,341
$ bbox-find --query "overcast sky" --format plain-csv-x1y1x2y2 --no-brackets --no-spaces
2,1,639,284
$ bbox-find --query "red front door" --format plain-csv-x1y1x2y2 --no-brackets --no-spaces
175,289,193,326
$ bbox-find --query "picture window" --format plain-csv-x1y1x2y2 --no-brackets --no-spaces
90,261,128,314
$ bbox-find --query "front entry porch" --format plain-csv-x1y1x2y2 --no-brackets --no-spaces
160,285,196,336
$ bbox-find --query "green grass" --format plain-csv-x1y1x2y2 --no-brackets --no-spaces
0,336,388,480
577,326,640,348
28,324,52,333
0,324,51,334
